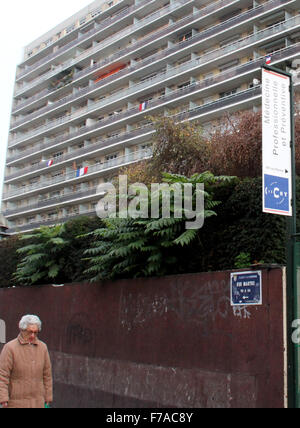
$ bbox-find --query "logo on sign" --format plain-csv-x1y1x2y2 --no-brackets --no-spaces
264,174,289,213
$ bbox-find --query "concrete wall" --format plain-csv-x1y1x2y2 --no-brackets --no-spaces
0,267,286,408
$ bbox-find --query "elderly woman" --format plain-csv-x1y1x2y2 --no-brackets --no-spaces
0,315,53,408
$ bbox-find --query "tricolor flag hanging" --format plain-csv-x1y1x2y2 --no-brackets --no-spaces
47,160,54,167
265,55,272,65
76,166,88,178
139,101,148,112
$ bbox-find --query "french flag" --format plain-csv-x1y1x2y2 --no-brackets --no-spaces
76,166,88,177
47,160,53,167
265,55,272,65
139,101,148,112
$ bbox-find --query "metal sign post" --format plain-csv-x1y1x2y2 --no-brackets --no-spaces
262,64,296,408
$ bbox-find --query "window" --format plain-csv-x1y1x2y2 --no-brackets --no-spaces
265,42,285,55
106,153,119,161
219,34,241,47
219,9,241,22
51,171,64,179
177,56,191,66
27,217,36,225
52,151,64,159
50,191,62,199
91,8,101,17
219,59,240,72
30,177,40,185
178,31,192,42
107,132,120,138
47,212,57,220
177,81,190,89
219,88,238,98
140,73,157,83
66,24,75,34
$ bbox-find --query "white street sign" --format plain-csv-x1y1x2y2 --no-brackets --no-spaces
262,67,292,216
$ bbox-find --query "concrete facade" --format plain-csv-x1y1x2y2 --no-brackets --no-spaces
2,0,300,233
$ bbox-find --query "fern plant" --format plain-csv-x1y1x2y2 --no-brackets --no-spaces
14,224,69,285
83,172,236,281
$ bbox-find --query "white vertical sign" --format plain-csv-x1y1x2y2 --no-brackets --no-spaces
262,67,292,216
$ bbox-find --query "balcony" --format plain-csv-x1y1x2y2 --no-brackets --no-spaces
6,124,153,167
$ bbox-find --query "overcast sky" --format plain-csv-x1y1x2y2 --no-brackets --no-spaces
0,0,93,209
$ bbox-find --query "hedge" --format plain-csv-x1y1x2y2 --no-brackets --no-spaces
0,177,296,287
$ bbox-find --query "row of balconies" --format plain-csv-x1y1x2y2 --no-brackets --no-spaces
16,0,154,80
9,0,241,120
12,0,246,114
12,0,294,117
18,0,134,70
15,0,292,103
7,208,97,234
11,0,295,131
3,148,152,215
3,84,264,204
5,188,101,218
6,124,152,166
8,18,300,151
5,40,300,176
14,0,194,98
3,84,264,232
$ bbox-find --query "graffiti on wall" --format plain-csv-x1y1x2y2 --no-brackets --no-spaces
120,279,252,332
66,313,96,355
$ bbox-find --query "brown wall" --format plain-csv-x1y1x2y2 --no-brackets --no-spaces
0,267,286,408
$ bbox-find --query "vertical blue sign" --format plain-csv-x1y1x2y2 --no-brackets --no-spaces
264,174,290,214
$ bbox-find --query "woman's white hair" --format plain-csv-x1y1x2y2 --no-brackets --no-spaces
19,315,42,332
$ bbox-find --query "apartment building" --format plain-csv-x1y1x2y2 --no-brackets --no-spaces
2,0,300,233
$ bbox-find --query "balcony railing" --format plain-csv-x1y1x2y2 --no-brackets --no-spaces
9,15,300,148
3,148,152,202
6,124,153,166
7,208,98,234
12,0,291,113
4,188,100,217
